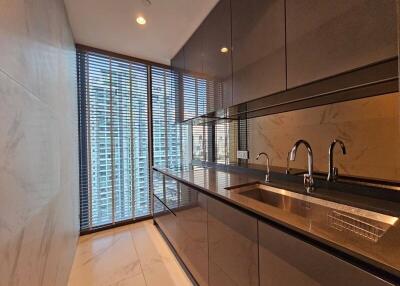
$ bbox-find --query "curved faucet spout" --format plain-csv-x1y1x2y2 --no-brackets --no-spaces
288,140,314,193
256,152,270,182
289,140,313,176
327,139,347,182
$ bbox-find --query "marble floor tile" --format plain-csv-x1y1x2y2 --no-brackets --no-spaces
68,227,142,286
131,220,193,286
68,220,193,286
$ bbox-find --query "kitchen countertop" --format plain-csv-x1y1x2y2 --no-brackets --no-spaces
153,164,400,281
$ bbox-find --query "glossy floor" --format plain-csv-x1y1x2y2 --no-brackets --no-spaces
68,220,193,286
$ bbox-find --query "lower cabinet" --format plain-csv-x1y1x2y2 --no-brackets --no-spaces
153,172,208,285
174,185,209,286
153,194,179,250
207,197,259,286
258,221,394,286
154,172,393,286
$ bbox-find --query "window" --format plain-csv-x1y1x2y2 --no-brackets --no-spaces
77,46,237,232
192,125,210,161
215,121,233,164
192,120,238,164
78,49,150,231
78,48,192,232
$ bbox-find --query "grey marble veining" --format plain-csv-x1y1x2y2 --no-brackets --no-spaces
247,92,400,182
0,0,79,285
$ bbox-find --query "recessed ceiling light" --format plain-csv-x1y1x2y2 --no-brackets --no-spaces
136,16,146,25
220,47,229,53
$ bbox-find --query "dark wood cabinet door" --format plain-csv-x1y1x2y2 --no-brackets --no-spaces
286,0,398,89
175,185,208,285
231,0,286,105
183,25,206,118
184,25,204,75
153,171,208,285
152,172,180,250
259,221,394,286
208,197,259,286
171,48,184,71
171,48,185,122
203,0,232,111
153,195,178,248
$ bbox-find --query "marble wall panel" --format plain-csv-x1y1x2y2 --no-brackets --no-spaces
248,92,400,182
0,0,79,285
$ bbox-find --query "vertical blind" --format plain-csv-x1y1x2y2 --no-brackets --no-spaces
77,49,150,231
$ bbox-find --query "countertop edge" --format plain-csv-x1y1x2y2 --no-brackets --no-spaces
152,166,400,282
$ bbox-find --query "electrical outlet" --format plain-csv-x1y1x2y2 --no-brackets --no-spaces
237,150,249,160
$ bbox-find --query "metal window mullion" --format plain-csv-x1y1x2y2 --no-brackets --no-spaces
203,125,206,161
129,63,135,219
179,77,183,164
195,78,198,118
225,122,229,164
86,54,93,229
109,57,115,224
147,65,153,216
163,70,169,168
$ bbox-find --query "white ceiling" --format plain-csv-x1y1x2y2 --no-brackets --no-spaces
64,0,218,65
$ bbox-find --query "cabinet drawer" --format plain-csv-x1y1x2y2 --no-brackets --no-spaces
259,221,393,286
175,185,209,285
208,197,259,286
152,171,208,285
153,194,179,250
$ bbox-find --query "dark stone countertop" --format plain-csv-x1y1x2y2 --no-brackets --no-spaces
153,164,400,281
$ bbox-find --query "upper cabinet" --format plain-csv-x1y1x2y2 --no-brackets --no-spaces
177,0,233,119
286,0,398,88
184,25,204,75
174,0,398,121
184,25,205,118
171,48,184,71
203,0,233,110
231,0,286,105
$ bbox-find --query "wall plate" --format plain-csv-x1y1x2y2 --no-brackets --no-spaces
237,150,249,160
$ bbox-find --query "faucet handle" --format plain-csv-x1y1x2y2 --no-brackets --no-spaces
286,152,291,174
329,167,339,182
327,139,346,182
304,174,315,193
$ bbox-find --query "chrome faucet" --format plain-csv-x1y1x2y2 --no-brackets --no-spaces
256,152,270,182
285,151,291,174
327,139,346,182
288,140,314,193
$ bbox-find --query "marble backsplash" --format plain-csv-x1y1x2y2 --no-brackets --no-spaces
248,92,400,182
0,0,79,285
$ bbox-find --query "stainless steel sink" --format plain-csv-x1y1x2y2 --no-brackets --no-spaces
227,183,398,242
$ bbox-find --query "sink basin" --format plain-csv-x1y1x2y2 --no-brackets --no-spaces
227,183,398,242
